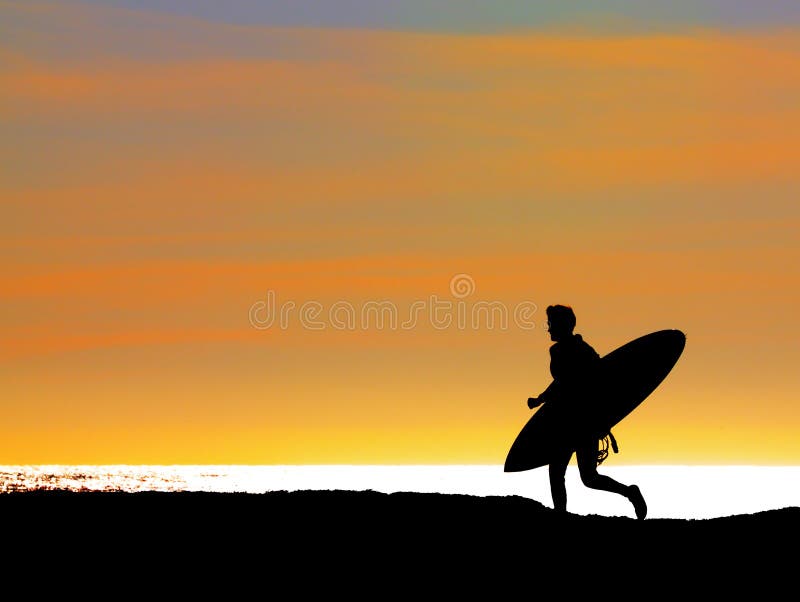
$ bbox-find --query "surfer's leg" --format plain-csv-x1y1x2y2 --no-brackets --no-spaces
548,449,572,513
575,443,628,496
575,443,648,519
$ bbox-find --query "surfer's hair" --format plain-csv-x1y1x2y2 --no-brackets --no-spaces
546,305,576,332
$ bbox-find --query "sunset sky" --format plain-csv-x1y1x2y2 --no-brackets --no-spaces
2,1,799,465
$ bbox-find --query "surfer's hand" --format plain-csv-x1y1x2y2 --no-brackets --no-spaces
527,397,542,409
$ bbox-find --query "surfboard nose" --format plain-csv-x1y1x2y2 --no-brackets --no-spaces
665,329,686,354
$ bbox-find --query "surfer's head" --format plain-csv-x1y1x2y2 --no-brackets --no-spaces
546,305,576,341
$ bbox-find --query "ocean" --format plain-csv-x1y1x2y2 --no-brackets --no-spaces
2,464,798,520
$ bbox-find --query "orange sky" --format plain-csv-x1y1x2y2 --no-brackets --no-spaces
2,2,799,464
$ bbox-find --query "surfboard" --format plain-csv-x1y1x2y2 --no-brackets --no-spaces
504,329,686,472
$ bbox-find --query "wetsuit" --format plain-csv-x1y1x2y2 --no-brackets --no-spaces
540,333,629,512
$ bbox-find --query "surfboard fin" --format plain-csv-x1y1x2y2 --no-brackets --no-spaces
609,431,619,454
597,432,620,465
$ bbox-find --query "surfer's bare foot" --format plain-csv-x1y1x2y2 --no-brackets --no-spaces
627,485,647,520
527,397,541,409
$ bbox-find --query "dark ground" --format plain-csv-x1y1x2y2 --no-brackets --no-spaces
3,490,796,595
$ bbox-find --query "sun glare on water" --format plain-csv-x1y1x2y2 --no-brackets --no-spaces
1,465,797,520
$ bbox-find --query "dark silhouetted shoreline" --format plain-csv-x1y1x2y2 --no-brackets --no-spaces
4,489,796,594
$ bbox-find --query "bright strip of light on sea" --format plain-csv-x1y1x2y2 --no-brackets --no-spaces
2,465,798,520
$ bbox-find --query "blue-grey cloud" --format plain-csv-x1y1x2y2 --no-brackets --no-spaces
76,0,800,31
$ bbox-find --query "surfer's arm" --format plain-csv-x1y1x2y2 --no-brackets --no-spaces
538,381,559,403
527,381,557,408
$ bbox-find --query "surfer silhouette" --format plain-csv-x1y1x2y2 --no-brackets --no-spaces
527,305,648,519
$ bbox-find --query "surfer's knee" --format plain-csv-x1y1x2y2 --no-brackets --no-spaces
579,472,601,488
576,455,600,486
